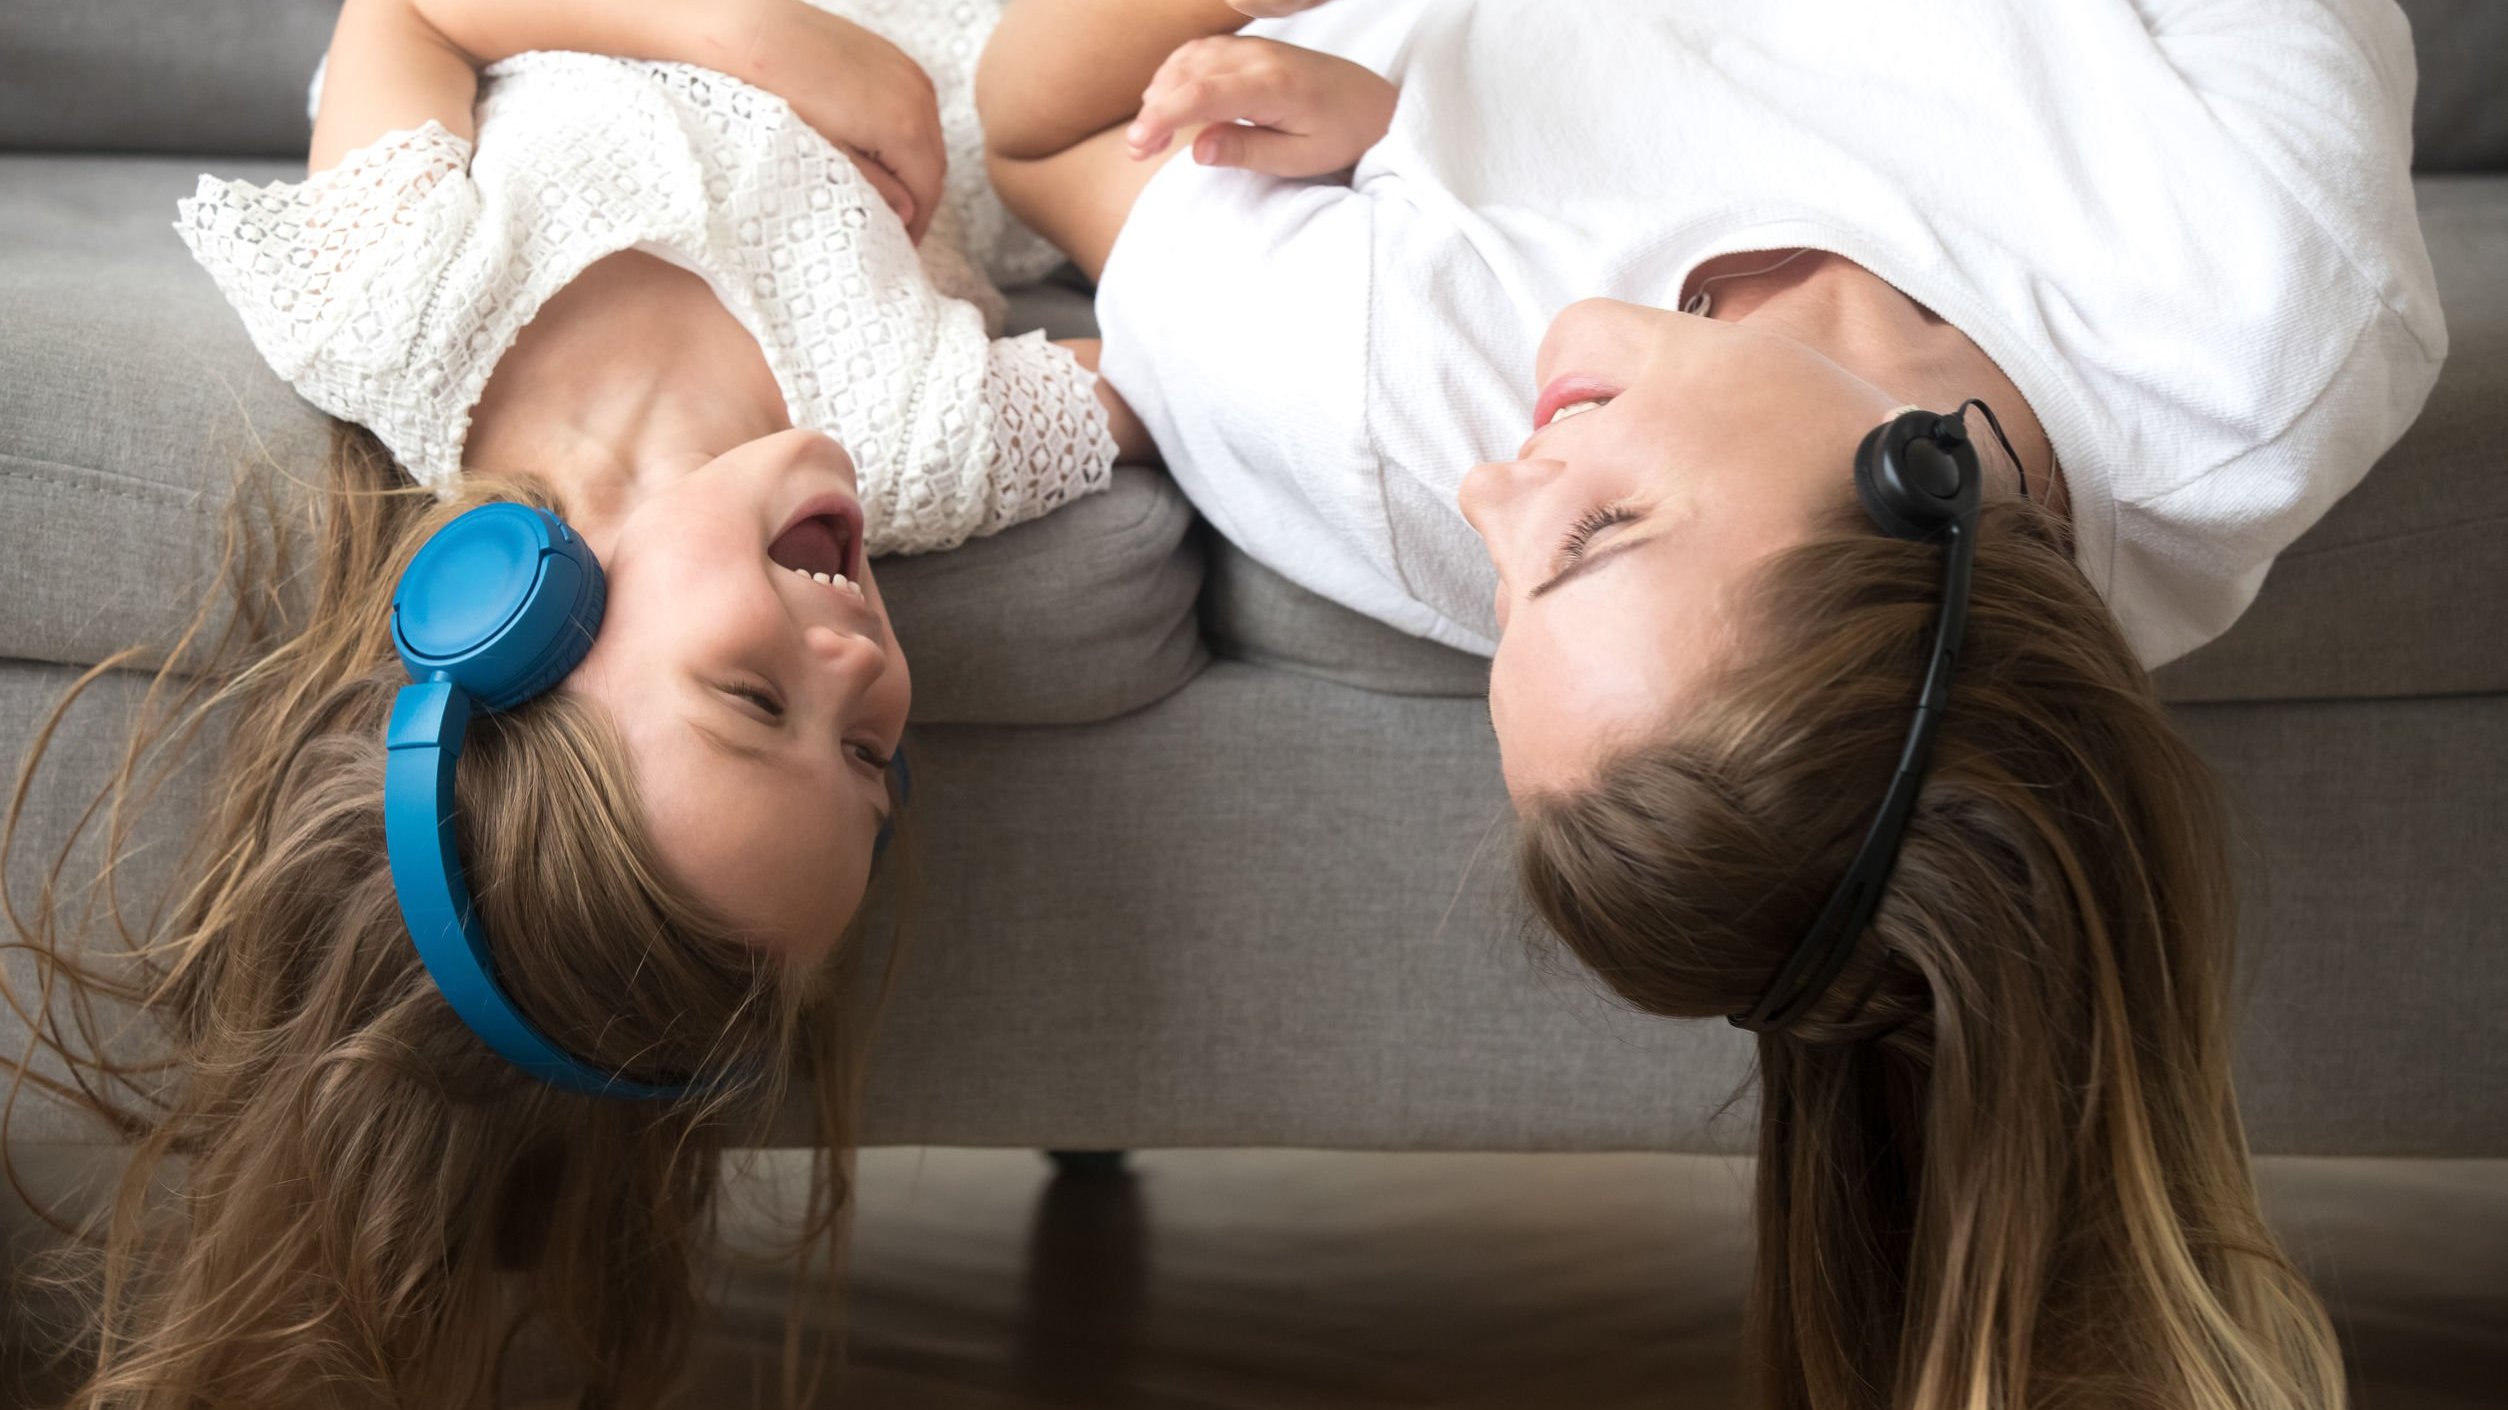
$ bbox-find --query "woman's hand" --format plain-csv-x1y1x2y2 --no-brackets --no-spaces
1124,35,1396,179
711,1,945,242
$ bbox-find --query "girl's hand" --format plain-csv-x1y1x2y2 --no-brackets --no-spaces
716,1,946,241
1123,35,1396,180
1225,0,1339,15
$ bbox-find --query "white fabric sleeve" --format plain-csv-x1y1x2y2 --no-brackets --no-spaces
172,123,479,487
2129,0,2440,348
1094,166,1411,633
974,331,1119,537
1097,153,1511,652
2102,0,2447,664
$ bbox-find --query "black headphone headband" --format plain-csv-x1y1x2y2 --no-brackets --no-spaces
1728,402,2004,1035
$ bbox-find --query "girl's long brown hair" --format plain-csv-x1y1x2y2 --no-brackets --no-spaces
4,424,877,1408
1519,499,2346,1409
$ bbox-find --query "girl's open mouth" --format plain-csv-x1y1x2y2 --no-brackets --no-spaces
768,494,866,589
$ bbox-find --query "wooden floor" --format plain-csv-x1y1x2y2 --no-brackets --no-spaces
9,1149,2498,1406
673,1150,2508,1409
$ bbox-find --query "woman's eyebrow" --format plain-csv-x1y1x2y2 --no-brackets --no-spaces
1530,532,1669,600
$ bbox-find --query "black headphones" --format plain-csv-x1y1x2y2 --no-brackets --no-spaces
1728,399,2018,1034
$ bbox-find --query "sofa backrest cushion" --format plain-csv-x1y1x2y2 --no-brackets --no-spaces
2,1,2504,169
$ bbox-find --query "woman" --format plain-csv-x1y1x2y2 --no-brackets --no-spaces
2,0,1133,1403
977,1,2444,1405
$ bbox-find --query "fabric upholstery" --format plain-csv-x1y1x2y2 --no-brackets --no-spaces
0,0,338,158
2402,0,2508,171
0,156,1206,726
8,658,2502,1157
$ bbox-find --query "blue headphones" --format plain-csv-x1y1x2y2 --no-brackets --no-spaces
382,503,706,1098
383,503,904,1097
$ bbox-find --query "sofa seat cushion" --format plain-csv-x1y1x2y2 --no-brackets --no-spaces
0,155,1205,726
1212,176,2508,707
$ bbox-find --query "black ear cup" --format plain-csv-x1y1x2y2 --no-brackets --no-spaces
1854,410,1981,542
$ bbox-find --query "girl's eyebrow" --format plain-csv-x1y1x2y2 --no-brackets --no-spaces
1531,531,1670,600
690,709,771,764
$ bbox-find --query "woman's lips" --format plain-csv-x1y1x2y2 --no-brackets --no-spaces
1532,374,1623,433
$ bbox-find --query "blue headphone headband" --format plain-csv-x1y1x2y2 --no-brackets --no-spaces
383,504,700,1099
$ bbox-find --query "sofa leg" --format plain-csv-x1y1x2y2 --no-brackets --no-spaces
1044,1149,1129,1176
1020,1147,1146,1398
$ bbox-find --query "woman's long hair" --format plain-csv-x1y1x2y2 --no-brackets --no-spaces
1518,499,2346,1409
3,424,879,1408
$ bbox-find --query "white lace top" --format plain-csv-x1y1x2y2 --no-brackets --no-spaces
172,2,1113,557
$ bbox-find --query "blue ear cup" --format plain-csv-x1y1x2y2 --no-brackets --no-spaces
392,503,606,709
872,744,910,866
383,504,701,1100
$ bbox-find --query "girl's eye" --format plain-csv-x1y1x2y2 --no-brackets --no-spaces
1558,503,1639,565
726,682,785,719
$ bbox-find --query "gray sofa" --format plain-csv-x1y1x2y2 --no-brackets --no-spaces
2,0,2503,1189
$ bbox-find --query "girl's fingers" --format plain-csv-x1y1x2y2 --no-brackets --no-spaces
841,146,921,241
1129,69,1287,158
879,129,947,243
1190,121,1310,176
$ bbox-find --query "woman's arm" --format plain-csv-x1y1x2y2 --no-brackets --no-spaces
310,0,945,239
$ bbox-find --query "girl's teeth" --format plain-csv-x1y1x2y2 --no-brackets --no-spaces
789,565,866,599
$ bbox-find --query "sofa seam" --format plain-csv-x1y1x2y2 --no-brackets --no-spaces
2160,686,2508,711
2279,509,2508,561
0,453,206,510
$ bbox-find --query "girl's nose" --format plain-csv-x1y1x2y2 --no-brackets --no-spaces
802,624,888,697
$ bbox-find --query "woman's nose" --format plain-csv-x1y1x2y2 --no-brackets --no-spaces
1458,456,1560,535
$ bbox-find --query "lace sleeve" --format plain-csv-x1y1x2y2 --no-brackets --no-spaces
975,331,1119,537
861,329,1116,559
174,123,477,482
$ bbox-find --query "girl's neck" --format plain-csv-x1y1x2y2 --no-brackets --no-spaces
464,252,792,542
1705,251,2063,512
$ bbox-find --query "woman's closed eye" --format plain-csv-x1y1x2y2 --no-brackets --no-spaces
1558,503,1640,568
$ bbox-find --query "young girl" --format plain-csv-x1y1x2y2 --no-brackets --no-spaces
4,0,1126,1403
978,0,2438,1405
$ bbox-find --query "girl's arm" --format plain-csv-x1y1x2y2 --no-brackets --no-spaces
310,0,946,240
978,2,1390,280
976,0,1250,279
977,0,1251,163
1057,339,1158,463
